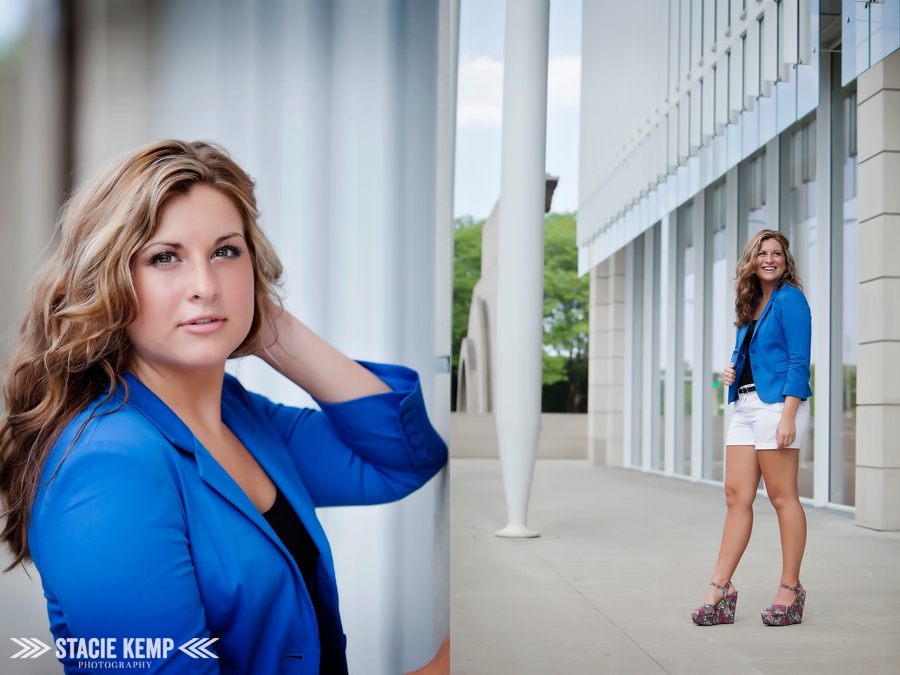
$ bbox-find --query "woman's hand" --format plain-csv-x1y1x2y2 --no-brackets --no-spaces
776,396,802,449
722,362,736,387
776,416,797,449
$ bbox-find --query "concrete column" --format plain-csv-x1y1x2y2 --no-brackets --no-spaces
494,0,550,538
606,250,627,466
588,259,610,466
587,249,626,467
855,50,900,531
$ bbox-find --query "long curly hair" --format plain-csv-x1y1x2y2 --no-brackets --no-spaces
0,140,284,571
734,228,802,327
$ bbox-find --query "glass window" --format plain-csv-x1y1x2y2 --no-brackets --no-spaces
679,203,695,477
786,118,817,500
708,182,728,482
832,89,858,506
744,152,766,239
631,235,645,468
656,218,669,471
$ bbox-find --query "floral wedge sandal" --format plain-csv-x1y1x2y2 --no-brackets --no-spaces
691,581,738,626
761,582,805,626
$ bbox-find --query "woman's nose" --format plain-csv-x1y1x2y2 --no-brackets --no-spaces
188,261,219,300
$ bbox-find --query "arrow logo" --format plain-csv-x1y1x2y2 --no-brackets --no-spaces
178,637,218,659
10,638,51,658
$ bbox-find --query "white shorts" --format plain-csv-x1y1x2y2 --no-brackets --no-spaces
726,390,811,450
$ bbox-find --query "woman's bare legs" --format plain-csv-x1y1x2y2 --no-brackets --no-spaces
758,448,806,607
703,445,761,606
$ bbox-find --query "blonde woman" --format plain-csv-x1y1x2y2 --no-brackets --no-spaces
0,140,448,673
692,229,812,627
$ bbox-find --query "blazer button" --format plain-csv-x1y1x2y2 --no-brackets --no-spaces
411,433,423,448
751,349,756,354
401,410,413,423
753,365,759,371
405,422,417,436
416,446,427,459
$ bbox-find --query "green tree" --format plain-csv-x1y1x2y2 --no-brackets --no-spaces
452,216,484,409
542,212,589,412
451,211,589,413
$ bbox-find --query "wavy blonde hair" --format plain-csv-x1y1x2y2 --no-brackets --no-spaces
734,228,802,327
0,140,284,571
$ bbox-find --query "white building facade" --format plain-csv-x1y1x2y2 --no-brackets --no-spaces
580,0,900,530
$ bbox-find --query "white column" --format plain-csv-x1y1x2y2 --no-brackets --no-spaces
430,0,458,648
495,0,550,538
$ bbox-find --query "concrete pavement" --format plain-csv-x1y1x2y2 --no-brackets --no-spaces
450,459,900,675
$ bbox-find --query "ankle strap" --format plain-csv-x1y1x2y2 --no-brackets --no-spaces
709,581,730,591
779,582,801,592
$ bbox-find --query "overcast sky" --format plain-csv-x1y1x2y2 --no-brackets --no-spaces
454,0,582,220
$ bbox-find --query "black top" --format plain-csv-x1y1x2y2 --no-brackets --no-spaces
263,486,320,587
737,319,758,388
263,487,347,675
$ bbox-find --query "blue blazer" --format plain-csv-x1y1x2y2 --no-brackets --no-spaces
728,283,813,405
28,361,447,674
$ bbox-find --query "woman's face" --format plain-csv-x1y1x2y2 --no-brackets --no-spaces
754,237,786,286
127,184,256,374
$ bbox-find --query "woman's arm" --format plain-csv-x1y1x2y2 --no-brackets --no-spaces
33,442,221,674
254,304,391,402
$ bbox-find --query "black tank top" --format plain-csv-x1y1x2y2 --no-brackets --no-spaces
262,486,347,674
737,319,758,388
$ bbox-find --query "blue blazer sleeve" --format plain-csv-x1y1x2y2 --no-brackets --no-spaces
779,286,812,400
32,441,220,674
243,361,447,508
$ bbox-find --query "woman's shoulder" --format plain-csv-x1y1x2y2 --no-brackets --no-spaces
776,283,809,307
40,390,176,487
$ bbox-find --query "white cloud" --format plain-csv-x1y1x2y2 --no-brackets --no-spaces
456,53,580,129
457,54,504,129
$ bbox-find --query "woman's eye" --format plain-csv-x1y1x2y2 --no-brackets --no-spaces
214,245,243,259
149,251,177,266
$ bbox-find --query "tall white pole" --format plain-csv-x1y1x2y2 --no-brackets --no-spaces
495,0,550,538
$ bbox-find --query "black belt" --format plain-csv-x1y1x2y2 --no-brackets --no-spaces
737,383,756,394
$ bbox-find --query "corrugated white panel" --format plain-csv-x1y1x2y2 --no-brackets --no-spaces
692,0,704,66
678,97,690,163
730,0,743,26
715,53,728,133
798,0,811,65
681,0,692,83
783,0,799,64
690,81,702,153
702,67,715,143
658,121,669,181
670,0,681,98
704,0,717,52
744,17,760,108
728,38,743,123
668,109,679,171
717,0,729,41
761,3,778,94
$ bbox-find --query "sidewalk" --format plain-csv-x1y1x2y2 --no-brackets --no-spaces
450,459,900,675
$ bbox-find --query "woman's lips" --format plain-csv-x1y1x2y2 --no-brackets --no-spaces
180,318,226,334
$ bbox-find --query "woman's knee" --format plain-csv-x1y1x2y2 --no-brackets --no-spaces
724,483,756,509
767,490,800,512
